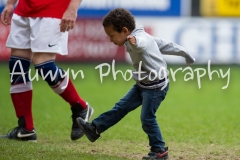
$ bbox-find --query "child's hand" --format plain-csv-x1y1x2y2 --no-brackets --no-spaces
185,55,195,66
127,35,136,46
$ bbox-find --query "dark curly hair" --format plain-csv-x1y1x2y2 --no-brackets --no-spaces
102,8,136,33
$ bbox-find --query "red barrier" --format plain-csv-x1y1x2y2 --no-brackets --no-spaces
0,19,153,62
57,19,126,62
0,19,126,62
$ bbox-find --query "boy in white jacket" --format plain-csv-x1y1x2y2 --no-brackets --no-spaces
77,8,195,160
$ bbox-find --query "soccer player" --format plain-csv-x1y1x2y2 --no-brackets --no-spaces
0,0,93,141
76,8,195,160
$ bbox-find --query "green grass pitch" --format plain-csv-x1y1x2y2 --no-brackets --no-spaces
0,63,239,159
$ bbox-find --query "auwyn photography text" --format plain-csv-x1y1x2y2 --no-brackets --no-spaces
10,60,230,90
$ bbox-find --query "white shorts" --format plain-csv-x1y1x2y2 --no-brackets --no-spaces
6,14,68,55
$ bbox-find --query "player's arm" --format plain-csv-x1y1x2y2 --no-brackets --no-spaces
60,0,82,32
154,37,195,65
0,0,18,25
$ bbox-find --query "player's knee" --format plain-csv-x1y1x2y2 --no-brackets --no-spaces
9,56,31,85
35,60,65,86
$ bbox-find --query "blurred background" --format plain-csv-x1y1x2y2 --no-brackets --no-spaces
0,2,239,159
0,0,240,65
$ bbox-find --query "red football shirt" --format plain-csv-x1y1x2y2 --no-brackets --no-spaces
15,0,71,19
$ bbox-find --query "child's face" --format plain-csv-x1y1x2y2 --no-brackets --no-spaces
104,25,130,46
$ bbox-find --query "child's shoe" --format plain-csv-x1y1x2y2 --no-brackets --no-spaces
76,117,100,142
142,147,168,160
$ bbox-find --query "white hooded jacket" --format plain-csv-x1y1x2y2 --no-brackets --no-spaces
124,25,195,89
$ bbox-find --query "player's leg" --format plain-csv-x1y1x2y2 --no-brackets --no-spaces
76,84,142,142
0,14,37,142
30,17,93,140
7,49,36,142
32,53,93,140
141,84,169,160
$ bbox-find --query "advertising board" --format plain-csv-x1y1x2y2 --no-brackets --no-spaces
201,0,240,16
78,0,181,18
134,17,240,64
1,17,240,64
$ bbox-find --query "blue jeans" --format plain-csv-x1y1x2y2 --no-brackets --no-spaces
92,83,169,152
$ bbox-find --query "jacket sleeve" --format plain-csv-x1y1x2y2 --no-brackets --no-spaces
154,37,195,65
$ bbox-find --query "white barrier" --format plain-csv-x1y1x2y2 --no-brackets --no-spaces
133,17,240,64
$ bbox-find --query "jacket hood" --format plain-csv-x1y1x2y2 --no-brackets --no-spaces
131,25,145,35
